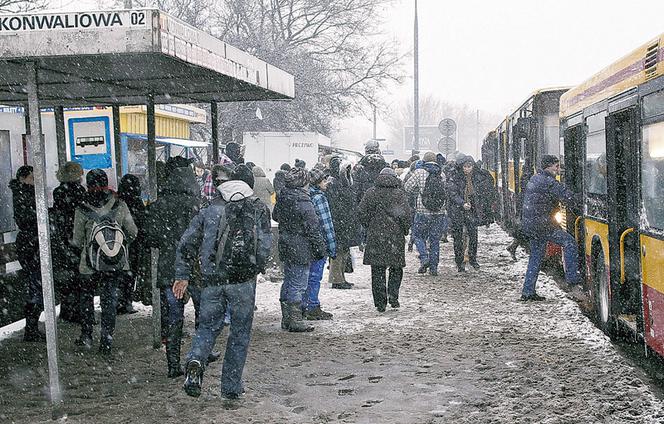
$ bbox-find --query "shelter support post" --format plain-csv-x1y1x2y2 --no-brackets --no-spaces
54,106,66,168
25,61,63,409
113,105,123,185
211,102,219,164
146,95,161,349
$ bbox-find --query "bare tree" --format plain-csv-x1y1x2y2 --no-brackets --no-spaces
1,0,47,12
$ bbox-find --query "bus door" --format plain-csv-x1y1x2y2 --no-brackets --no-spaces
605,106,642,320
563,123,586,281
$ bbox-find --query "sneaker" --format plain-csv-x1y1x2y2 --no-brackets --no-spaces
417,263,429,274
520,293,546,302
469,261,480,270
457,264,466,273
74,335,93,349
331,282,353,290
304,306,333,320
183,360,204,398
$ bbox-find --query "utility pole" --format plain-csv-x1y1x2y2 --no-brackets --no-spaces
413,0,419,154
476,109,480,159
372,104,377,140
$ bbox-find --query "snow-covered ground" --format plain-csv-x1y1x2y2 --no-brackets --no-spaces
1,224,663,423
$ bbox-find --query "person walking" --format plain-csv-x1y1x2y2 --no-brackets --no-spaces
9,166,45,342
404,151,447,276
520,155,581,301
174,165,271,399
326,157,359,289
273,167,326,332
51,161,86,323
72,169,137,354
359,168,412,312
303,168,336,320
252,165,275,212
447,155,495,272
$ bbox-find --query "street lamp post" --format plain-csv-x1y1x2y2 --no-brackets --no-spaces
413,0,419,154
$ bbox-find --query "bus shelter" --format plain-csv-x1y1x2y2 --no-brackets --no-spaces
0,7,294,412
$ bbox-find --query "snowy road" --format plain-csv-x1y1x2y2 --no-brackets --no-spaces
1,225,663,423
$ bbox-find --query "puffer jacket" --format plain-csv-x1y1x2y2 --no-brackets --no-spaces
174,180,272,284
9,179,38,269
521,169,579,238
352,153,388,203
326,158,359,250
273,186,326,265
252,166,275,211
446,162,496,228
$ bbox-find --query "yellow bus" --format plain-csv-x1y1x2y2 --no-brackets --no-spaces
560,32,664,356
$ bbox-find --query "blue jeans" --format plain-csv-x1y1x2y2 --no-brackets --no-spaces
280,262,310,304
165,285,202,326
186,280,256,396
303,258,326,311
522,229,580,296
413,213,446,270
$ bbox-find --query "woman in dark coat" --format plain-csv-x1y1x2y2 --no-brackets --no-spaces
52,161,86,323
359,168,412,312
273,167,326,332
9,166,45,341
117,174,146,314
326,156,359,289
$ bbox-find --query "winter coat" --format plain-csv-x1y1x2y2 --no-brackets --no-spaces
327,159,360,250
71,193,138,275
252,166,275,211
521,169,579,238
358,174,412,268
352,154,388,204
9,179,38,269
446,163,496,228
404,162,446,215
145,166,201,287
273,186,326,265
174,181,272,284
51,182,87,269
273,170,287,198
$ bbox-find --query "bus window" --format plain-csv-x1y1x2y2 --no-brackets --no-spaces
586,112,607,195
543,114,560,155
642,120,664,230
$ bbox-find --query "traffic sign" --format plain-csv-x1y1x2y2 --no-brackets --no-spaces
438,137,456,155
438,118,457,136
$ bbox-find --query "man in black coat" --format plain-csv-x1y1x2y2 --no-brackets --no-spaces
520,155,581,301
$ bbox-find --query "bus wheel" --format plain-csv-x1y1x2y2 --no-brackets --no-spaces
593,251,613,336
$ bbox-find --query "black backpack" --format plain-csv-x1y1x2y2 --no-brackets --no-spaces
421,171,446,212
215,198,263,282
80,200,128,272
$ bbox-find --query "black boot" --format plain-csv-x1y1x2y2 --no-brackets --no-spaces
286,302,314,333
23,304,45,342
280,301,289,330
166,322,184,378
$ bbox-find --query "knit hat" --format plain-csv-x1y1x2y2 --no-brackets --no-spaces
232,164,255,189
309,167,329,186
365,139,381,155
212,163,236,185
422,151,437,163
540,154,560,169
86,168,109,190
285,167,309,188
380,167,397,177
57,161,83,183
459,155,475,166
294,159,307,169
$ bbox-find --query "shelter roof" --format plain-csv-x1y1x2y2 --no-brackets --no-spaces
0,8,295,107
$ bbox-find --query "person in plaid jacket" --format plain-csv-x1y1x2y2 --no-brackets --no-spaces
303,167,337,320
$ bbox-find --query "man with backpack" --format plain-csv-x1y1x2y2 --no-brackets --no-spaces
71,169,137,354
404,151,447,276
173,165,271,400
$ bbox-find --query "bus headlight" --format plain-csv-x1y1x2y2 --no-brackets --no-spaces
554,211,564,224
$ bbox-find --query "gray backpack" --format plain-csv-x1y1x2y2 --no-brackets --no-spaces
81,200,128,272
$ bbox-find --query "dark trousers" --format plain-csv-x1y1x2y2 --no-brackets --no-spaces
451,221,478,265
80,271,122,348
370,266,403,308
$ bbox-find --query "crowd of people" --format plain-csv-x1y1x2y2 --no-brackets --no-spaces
9,139,584,400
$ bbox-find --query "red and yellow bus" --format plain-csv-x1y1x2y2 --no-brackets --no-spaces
560,32,664,356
